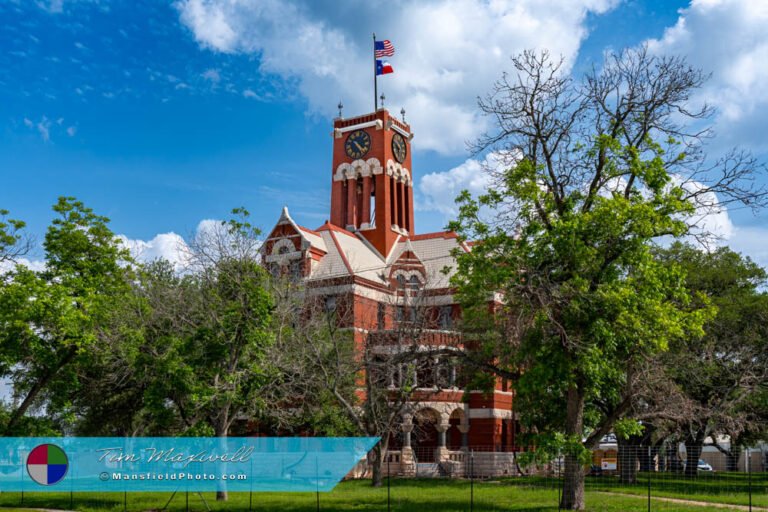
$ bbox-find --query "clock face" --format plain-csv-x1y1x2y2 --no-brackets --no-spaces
344,130,371,159
392,133,407,163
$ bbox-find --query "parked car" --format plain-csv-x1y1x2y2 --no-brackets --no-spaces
697,459,714,472
588,464,604,476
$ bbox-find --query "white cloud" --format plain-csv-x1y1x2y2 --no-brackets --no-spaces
118,232,191,271
0,257,47,274
728,225,768,270
116,219,235,272
35,0,63,13
201,68,221,83
175,0,618,155
676,177,735,247
646,0,768,151
419,152,511,215
36,116,51,142
22,116,77,142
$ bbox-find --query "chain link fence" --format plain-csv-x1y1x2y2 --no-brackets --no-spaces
0,445,766,511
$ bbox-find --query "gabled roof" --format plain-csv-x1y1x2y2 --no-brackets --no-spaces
264,206,327,254
388,231,466,289
265,211,466,290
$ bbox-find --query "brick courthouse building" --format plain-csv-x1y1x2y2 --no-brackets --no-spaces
261,109,519,476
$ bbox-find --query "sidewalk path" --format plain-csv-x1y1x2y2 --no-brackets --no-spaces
598,491,768,511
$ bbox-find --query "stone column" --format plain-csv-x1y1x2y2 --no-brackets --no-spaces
402,423,413,448
437,424,448,448
435,422,451,463
458,424,470,449
360,176,372,228
346,177,357,228
398,180,406,232
390,176,399,229
400,420,415,476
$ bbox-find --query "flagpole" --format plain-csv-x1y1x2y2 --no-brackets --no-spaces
373,32,377,112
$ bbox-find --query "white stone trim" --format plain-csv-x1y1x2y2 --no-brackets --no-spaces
468,408,512,420
410,402,469,425
265,238,303,264
334,119,383,137
385,159,411,185
334,157,383,182
304,282,455,306
468,390,514,396
391,268,426,284
390,123,411,139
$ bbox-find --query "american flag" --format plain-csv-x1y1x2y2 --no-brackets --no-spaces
375,40,395,58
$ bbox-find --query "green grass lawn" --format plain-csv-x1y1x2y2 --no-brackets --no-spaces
0,475,764,511
585,471,767,508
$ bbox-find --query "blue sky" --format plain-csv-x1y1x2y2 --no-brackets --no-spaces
1,0,767,268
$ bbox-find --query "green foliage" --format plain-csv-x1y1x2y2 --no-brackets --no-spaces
614,418,644,440
452,141,711,441
71,208,277,437
650,242,768,443
517,432,592,469
0,208,27,262
450,50,721,471
0,403,62,436
0,197,134,434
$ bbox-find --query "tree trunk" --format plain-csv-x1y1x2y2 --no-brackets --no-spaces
215,420,229,501
726,445,740,472
560,384,586,510
618,438,638,484
684,434,704,478
3,346,78,435
369,441,385,487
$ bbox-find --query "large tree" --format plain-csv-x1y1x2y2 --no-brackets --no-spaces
450,47,766,509
271,274,450,487
0,197,133,435
636,243,768,475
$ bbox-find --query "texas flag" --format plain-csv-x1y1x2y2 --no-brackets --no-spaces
376,59,394,76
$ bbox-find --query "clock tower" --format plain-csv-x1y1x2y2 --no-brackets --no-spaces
330,109,414,257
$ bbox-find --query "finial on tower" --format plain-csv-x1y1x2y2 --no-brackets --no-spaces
379,93,386,109
400,107,406,122
337,101,344,118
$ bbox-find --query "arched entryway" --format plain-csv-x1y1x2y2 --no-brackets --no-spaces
412,408,440,462
447,408,465,450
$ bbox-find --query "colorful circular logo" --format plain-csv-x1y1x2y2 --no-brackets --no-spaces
26,444,68,486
